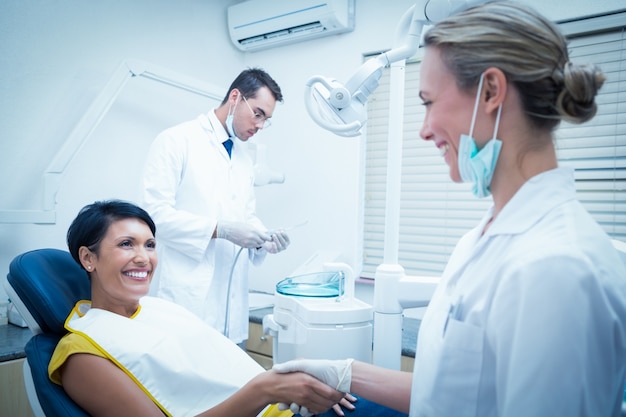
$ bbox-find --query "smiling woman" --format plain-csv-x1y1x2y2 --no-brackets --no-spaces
48,200,347,417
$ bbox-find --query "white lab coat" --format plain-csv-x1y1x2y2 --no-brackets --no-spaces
410,167,626,417
142,111,266,343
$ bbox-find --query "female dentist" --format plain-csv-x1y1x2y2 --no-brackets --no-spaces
274,2,626,416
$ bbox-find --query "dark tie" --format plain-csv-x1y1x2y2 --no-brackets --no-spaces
223,138,233,158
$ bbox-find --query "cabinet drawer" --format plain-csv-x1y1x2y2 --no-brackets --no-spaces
0,358,35,417
246,322,273,357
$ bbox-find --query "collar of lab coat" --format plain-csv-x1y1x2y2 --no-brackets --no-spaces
481,167,576,238
204,110,230,144
441,167,577,292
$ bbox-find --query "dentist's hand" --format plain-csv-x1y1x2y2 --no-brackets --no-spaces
273,358,354,393
262,230,290,254
216,221,271,248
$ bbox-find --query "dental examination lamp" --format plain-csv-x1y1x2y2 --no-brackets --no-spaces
305,0,485,370
305,0,482,137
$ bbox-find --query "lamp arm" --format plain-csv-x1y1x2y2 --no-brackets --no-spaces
376,4,425,67
342,0,490,97
376,0,487,66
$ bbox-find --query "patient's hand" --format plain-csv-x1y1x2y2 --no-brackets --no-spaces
282,394,356,417
332,393,357,416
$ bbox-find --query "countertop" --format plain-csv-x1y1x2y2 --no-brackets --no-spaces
0,323,32,362
249,307,420,358
1,308,420,363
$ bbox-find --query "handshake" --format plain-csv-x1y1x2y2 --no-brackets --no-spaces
272,358,354,417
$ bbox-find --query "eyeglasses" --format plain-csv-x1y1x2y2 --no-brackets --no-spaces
242,95,272,129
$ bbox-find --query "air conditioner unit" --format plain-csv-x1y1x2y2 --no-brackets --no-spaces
227,0,355,52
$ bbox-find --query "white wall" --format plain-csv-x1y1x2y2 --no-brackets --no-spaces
1,0,624,302
0,0,245,301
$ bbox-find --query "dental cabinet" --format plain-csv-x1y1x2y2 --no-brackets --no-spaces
0,324,35,417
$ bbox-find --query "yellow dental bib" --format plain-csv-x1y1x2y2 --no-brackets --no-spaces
62,296,288,417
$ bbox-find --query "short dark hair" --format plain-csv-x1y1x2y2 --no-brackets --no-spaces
66,200,156,267
220,67,283,105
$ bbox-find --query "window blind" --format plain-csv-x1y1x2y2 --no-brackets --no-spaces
361,14,626,279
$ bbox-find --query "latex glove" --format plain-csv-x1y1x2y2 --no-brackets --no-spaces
262,230,290,254
216,221,270,248
248,246,266,267
273,359,354,393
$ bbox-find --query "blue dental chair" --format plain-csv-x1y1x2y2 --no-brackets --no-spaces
4,248,91,417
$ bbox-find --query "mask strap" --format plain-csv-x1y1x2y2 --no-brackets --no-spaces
468,73,485,138
492,104,503,140
228,91,240,116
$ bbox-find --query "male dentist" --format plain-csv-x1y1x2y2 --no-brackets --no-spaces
141,68,290,346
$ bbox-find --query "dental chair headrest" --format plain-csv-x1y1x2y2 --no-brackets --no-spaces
7,248,90,335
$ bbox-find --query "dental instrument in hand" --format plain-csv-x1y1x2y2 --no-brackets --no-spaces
267,219,309,236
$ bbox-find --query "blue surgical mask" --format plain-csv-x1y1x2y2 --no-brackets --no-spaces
457,73,503,198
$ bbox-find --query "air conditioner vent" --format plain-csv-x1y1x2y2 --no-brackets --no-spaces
239,22,325,48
